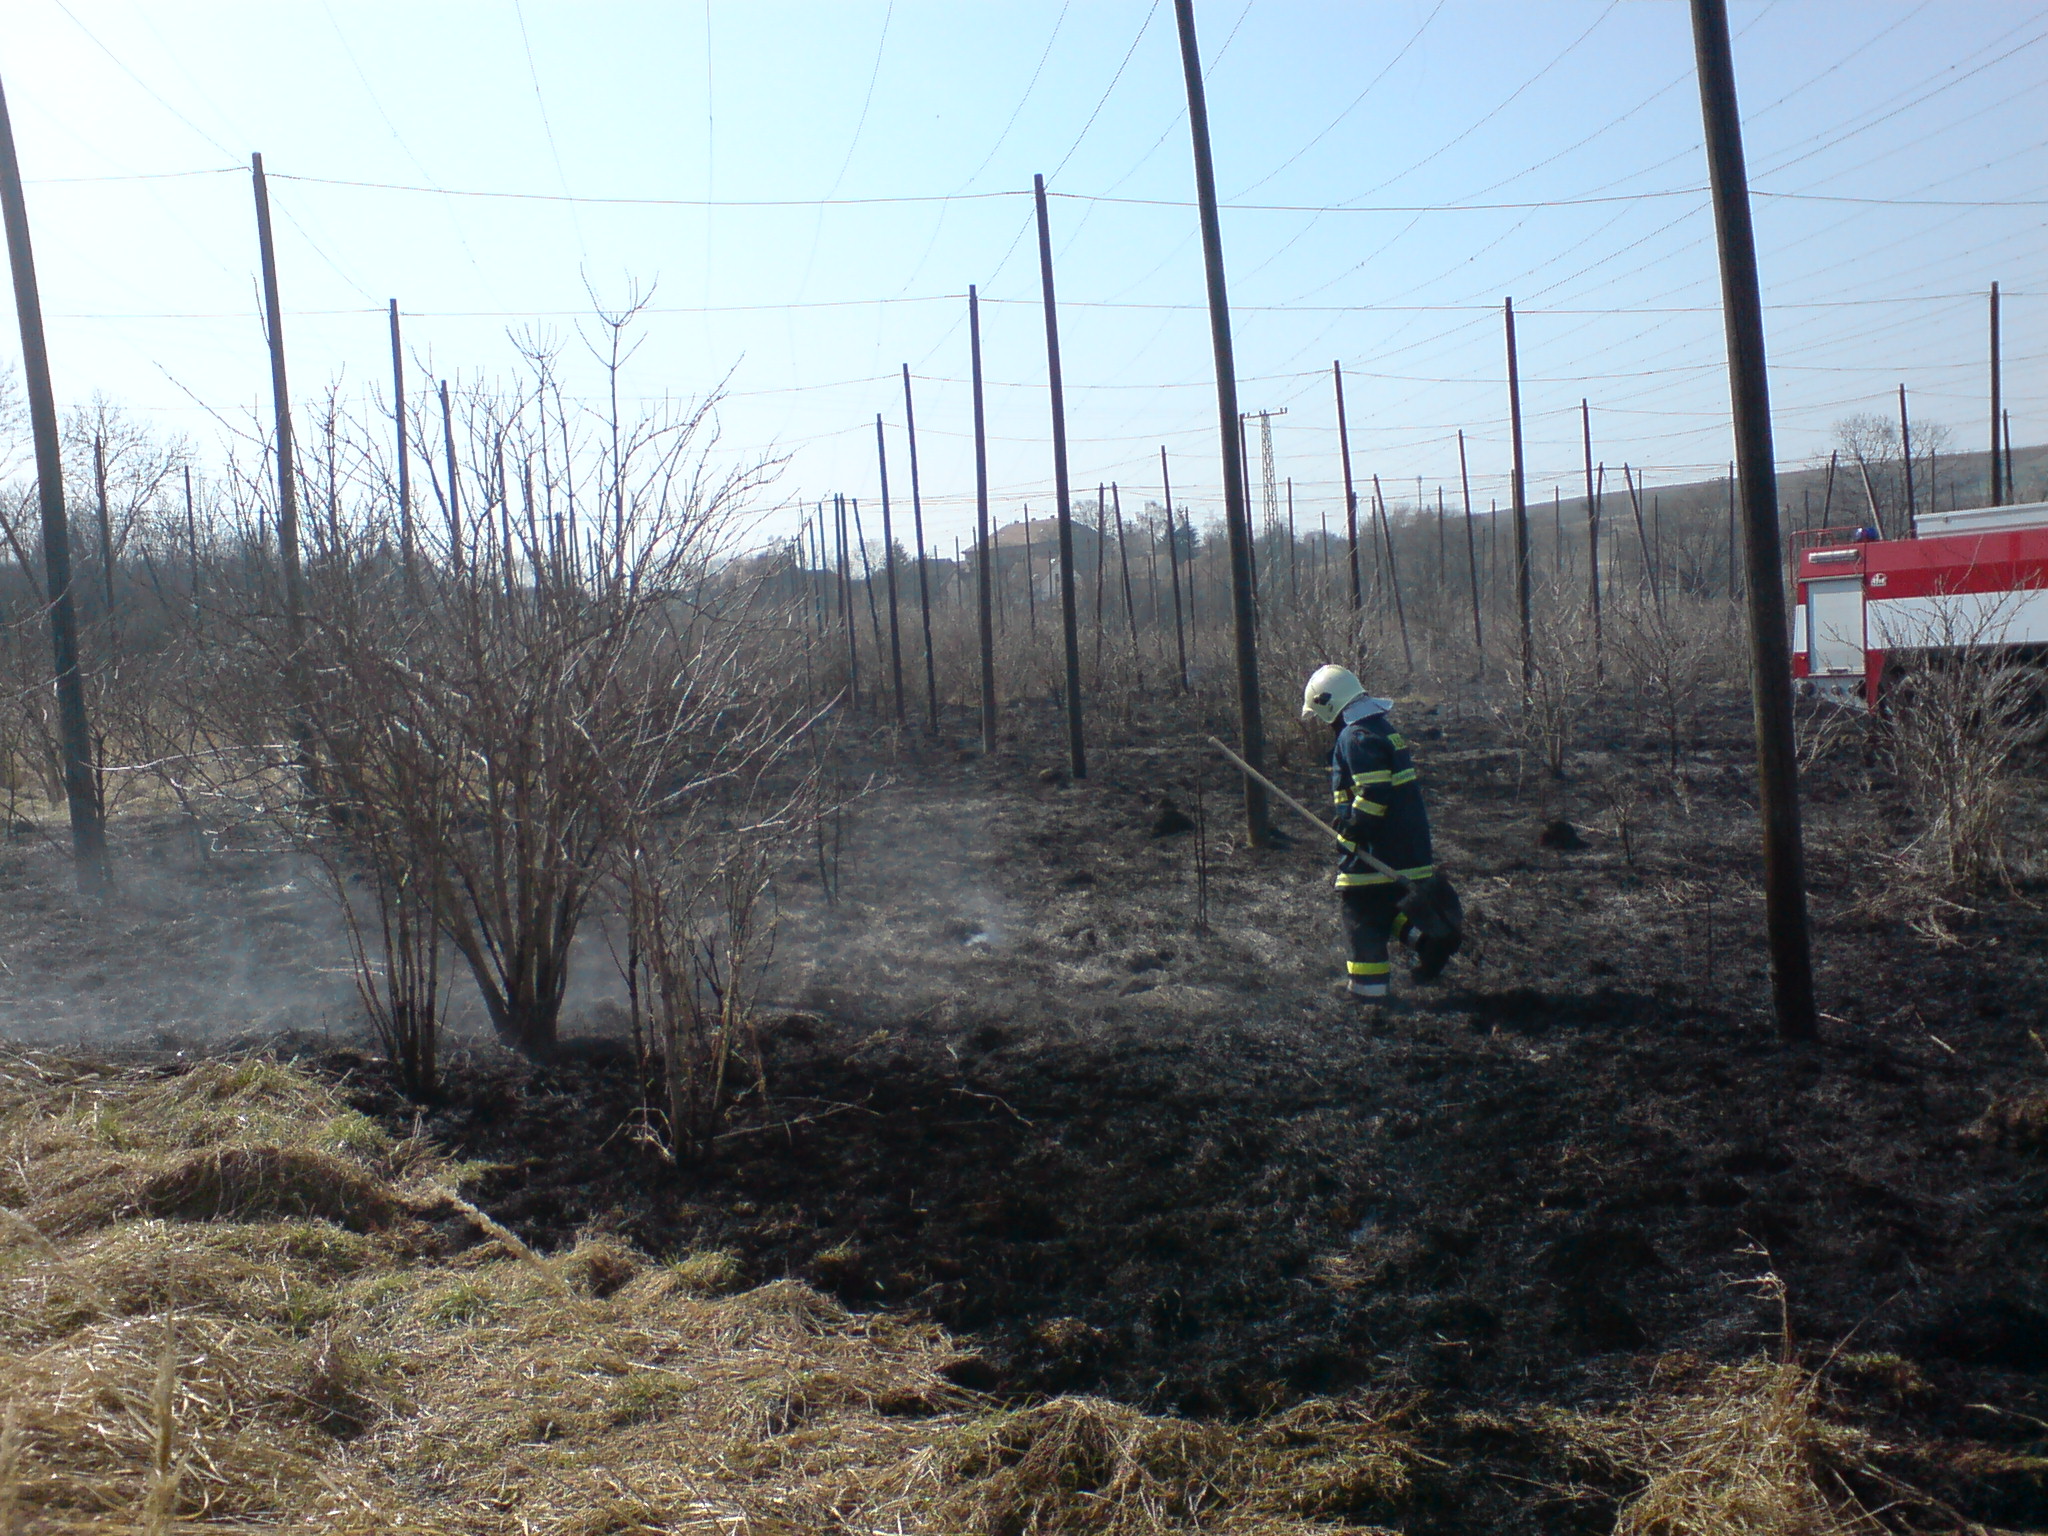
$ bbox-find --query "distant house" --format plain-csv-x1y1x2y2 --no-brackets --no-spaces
987,515,1107,603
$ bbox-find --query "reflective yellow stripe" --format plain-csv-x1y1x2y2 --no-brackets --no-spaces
1388,733,1407,750
1332,791,1349,805
1347,960,1391,976
1398,864,1435,880
1352,769,1392,786
1389,767,1417,786
1349,798,1388,816
1335,871,1395,887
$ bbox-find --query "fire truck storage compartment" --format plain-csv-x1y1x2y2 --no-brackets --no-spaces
1806,576,1865,675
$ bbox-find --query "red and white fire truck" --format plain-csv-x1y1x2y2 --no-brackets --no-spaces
1791,498,2048,709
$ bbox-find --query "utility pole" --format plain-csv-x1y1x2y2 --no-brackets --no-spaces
1581,400,1602,668
970,288,996,753
0,70,106,892
1692,0,1817,1043
874,414,906,726
389,300,415,592
1176,0,1267,844
1504,298,1533,697
1333,362,1362,611
901,366,939,734
1161,447,1188,691
1033,173,1086,779
1457,429,1483,657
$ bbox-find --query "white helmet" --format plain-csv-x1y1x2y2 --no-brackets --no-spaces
1301,664,1366,726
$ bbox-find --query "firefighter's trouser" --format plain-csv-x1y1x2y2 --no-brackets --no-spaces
1340,885,1412,987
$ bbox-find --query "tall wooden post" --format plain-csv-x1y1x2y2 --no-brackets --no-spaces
1093,481,1108,665
1033,173,1087,779
1624,465,1661,613
1503,298,1533,696
1113,483,1140,661
1457,429,1483,656
183,463,199,620
1897,383,1916,528
1581,399,1602,667
836,493,860,707
1371,475,1413,674
1990,283,2004,505
874,414,906,726
438,379,462,575
92,433,116,637
251,151,323,812
1333,362,1362,611
1176,0,1267,843
1692,0,1816,1042
389,299,416,590
970,288,997,752
1726,466,1737,594
251,154,309,646
0,71,106,891
1287,477,1299,605
901,365,939,733
1161,447,1188,690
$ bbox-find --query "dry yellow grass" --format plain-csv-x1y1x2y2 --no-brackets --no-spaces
0,1052,1410,1534
1604,1356,1883,1536
0,1052,1908,1535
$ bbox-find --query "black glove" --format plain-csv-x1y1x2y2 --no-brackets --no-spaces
1332,806,1371,845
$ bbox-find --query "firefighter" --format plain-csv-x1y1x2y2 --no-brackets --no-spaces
1301,664,1436,1001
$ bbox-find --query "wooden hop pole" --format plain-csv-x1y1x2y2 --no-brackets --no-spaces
1457,429,1483,657
1690,0,1817,1042
1990,283,2004,506
901,365,939,734
970,287,997,752
1333,362,1362,612
1175,0,1268,844
1161,447,1188,691
1033,173,1087,780
1581,399,1602,671
0,70,106,892
389,300,415,593
873,414,906,726
1504,299,1533,698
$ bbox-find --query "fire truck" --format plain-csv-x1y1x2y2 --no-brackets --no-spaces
1791,498,2048,714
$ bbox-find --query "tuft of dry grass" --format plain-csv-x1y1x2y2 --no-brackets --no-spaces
1608,1357,1880,1536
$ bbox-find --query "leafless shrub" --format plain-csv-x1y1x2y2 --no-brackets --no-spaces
1876,591,2039,888
1612,593,1739,771
618,704,833,1156
1494,586,1596,780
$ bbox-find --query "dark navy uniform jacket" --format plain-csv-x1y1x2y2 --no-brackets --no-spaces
1329,707,1434,888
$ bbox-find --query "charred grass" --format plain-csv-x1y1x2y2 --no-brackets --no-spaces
5,696,2048,1530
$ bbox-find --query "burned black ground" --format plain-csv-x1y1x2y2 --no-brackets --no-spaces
323,695,2048,1530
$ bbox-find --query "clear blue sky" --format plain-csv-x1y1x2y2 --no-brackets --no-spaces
5,1,2043,549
